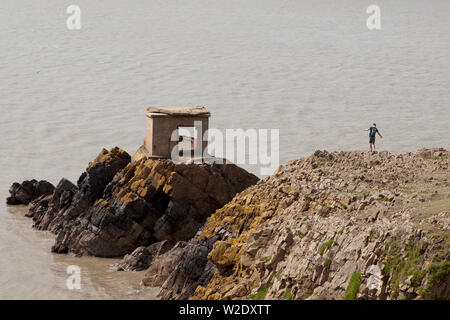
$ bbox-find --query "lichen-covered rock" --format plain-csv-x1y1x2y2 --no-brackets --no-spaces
11,147,258,257
146,148,449,300
6,179,55,205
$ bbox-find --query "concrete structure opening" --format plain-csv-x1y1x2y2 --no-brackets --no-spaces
177,126,197,158
133,106,210,162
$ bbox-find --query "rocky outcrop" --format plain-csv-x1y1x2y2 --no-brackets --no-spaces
142,235,218,299
116,240,172,271
9,147,258,258
6,180,55,205
8,146,448,300
143,148,449,300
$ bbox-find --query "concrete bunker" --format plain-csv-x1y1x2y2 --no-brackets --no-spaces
133,106,210,162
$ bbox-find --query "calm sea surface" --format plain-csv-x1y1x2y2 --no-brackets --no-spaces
0,0,449,299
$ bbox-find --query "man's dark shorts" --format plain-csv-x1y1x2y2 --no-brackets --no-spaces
369,137,376,144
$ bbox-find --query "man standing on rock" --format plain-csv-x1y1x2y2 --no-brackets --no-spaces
365,123,382,153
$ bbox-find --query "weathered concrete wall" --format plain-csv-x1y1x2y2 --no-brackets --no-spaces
144,115,153,156
145,113,209,158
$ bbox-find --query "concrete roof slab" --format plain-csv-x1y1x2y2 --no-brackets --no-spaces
146,106,210,117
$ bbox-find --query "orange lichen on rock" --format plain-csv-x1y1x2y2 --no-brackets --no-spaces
19,146,258,258
186,148,450,300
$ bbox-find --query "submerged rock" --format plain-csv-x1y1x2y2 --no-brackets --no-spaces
8,147,258,258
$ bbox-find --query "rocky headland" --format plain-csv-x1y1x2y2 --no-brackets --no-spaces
141,148,449,300
7,147,258,257
7,147,449,300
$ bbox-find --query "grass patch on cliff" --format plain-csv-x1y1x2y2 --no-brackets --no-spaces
418,199,450,217
382,240,427,298
249,288,268,300
411,189,450,249
418,259,450,299
312,157,331,169
369,228,377,241
410,188,450,215
284,289,293,300
296,230,305,238
344,272,361,300
324,258,332,269
426,155,448,161
319,239,335,255
249,284,272,300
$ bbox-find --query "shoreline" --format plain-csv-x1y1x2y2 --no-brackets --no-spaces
0,203,161,300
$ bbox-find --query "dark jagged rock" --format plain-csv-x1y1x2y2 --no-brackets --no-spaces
9,147,258,258
116,240,172,271
142,236,218,299
20,147,133,256
28,178,78,229
48,155,257,257
7,180,55,205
